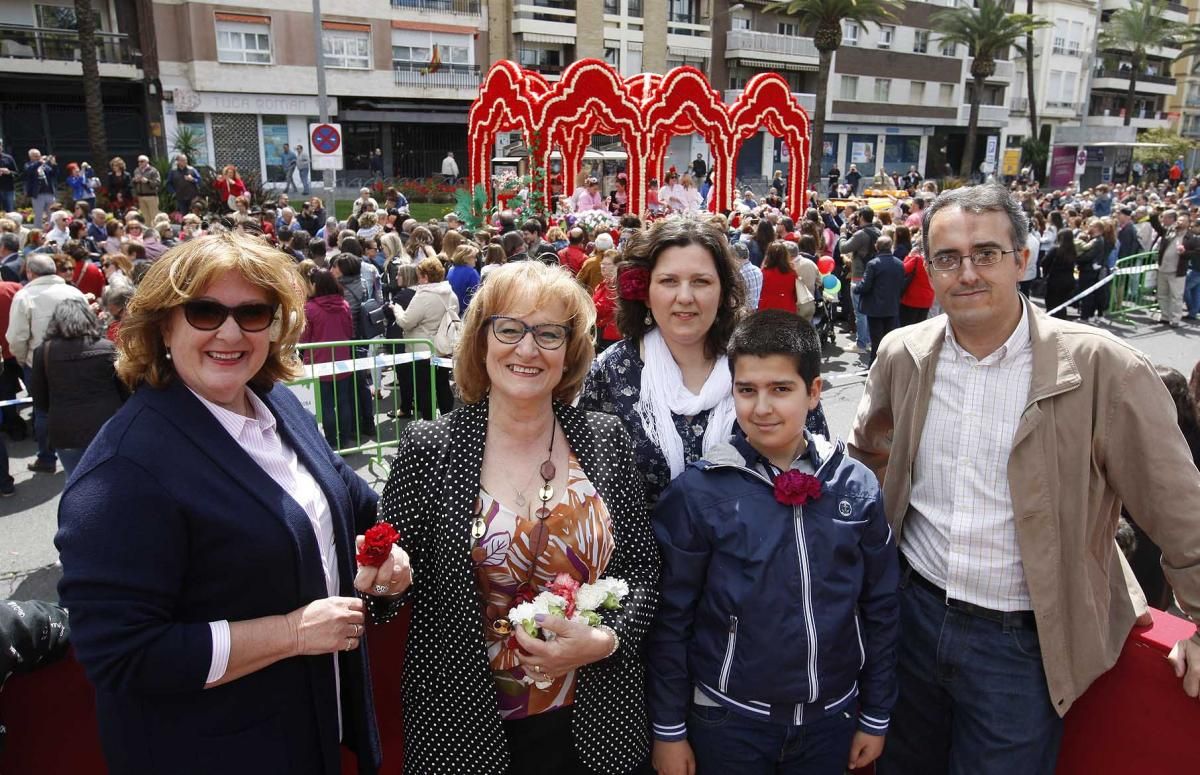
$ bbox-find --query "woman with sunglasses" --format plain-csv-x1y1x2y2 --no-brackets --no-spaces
56,232,407,775
373,260,659,774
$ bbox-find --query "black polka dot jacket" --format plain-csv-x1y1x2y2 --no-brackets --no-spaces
374,398,662,774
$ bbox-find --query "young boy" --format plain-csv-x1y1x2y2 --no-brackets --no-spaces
648,310,899,775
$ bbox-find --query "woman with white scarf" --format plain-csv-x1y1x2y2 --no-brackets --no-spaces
580,219,829,506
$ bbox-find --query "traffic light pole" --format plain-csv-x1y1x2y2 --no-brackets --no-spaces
312,0,335,215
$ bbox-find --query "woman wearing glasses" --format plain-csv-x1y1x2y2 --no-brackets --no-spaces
375,260,660,774
56,232,409,774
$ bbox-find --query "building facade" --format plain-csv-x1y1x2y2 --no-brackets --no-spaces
154,0,487,186
1169,3,1200,142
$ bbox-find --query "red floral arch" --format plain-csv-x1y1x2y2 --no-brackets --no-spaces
469,59,812,220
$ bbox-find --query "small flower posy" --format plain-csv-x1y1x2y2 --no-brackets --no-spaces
356,522,399,567
617,266,651,302
506,574,629,689
774,470,823,506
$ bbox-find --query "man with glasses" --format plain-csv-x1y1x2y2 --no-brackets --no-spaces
848,185,1200,775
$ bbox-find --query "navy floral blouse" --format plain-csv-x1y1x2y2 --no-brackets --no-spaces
579,339,831,507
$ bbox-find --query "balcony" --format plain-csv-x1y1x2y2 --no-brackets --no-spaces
1044,100,1082,116
1084,111,1170,130
513,0,576,23
723,89,816,113
969,57,1015,82
389,0,481,12
725,29,818,67
1010,97,1028,113
1051,43,1084,58
0,23,140,77
393,61,480,90
1091,69,1177,96
958,103,1009,125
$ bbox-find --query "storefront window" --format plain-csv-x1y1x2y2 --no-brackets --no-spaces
883,136,921,172
344,123,383,176
261,115,289,183
848,134,876,180
175,112,210,168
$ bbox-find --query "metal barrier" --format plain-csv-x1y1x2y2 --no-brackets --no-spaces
289,339,450,476
1106,250,1159,322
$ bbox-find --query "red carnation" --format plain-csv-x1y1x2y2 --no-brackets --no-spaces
356,522,399,567
547,572,580,617
774,471,823,506
618,266,650,301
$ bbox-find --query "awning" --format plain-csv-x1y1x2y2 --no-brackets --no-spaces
735,57,818,72
521,32,575,45
669,46,710,60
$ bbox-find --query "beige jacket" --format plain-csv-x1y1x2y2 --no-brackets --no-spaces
848,297,1200,716
393,280,456,355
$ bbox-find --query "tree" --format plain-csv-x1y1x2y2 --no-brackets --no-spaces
1023,0,1040,178
1099,0,1184,127
74,0,108,167
931,0,1048,178
767,0,904,191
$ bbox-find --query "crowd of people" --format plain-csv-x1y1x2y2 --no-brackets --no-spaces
1,138,1200,775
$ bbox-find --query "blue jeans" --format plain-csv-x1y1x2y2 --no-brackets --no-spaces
300,167,311,195
1184,269,1200,317
0,190,13,212
877,566,1063,775
57,447,85,477
21,365,54,465
318,378,356,449
851,281,870,349
0,433,12,490
688,703,857,775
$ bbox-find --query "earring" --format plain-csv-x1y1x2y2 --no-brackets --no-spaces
644,310,653,326
165,348,172,360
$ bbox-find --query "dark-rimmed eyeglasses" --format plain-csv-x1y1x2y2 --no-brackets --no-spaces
183,300,278,332
488,315,571,350
926,248,1017,273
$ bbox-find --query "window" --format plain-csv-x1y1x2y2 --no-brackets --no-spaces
940,83,954,105
322,28,370,69
879,25,895,49
36,4,78,29
841,75,859,99
778,22,797,37
625,45,642,75
604,0,619,13
216,20,272,64
392,30,472,72
392,43,430,68
1069,21,1084,55
874,78,891,102
628,0,643,17
732,16,751,31
669,0,697,24
604,46,620,69
939,39,956,57
843,22,859,46
175,113,210,167
911,81,926,104
913,30,929,54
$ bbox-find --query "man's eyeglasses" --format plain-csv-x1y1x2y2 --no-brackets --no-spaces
926,248,1017,273
182,300,278,332
488,315,571,350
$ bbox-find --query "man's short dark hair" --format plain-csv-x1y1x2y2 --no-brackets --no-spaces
922,184,1029,260
501,230,526,256
339,236,363,257
798,234,817,255
307,240,327,261
0,233,20,253
727,310,822,393
333,252,362,277
521,218,544,236
859,206,876,225
619,214,642,230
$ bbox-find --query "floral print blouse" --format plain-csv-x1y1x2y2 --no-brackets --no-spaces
474,452,615,721
579,339,831,506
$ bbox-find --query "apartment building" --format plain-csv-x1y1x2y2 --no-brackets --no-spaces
154,0,487,184
1169,3,1200,141
0,0,159,164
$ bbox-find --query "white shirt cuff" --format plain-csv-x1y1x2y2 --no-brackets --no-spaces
206,620,231,684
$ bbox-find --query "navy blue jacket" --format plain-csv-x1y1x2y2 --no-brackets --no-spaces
55,380,382,775
648,432,898,739
857,252,906,318
22,159,56,197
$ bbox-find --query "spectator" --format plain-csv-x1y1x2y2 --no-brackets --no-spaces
593,248,621,352
23,149,57,229
758,240,800,314
280,143,298,193
446,243,481,314
5,252,86,473
899,246,934,326
0,232,19,283
793,235,821,322
131,155,161,221
545,225,568,253
575,232,613,292
213,165,246,213
846,164,862,196
101,251,133,286
106,158,133,217
166,154,201,216
125,219,166,262
480,242,507,282
63,241,105,298
441,150,459,181
45,210,70,248
855,235,906,365
66,162,98,210
572,177,605,212
87,207,109,243
391,256,457,419
29,296,127,476
0,139,16,212
100,280,134,342
521,218,558,263
691,153,707,180
557,227,589,276
730,240,762,311
0,270,23,441
296,143,311,195
300,267,357,448
351,187,378,218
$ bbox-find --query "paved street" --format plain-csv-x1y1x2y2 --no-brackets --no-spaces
3,310,1198,603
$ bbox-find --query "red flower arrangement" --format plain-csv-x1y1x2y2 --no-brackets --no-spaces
774,471,823,506
356,522,400,567
618,266,650,301
547,572,581,618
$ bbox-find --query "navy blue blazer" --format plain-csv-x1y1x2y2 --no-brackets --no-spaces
856,252,907,318
55,379,381,775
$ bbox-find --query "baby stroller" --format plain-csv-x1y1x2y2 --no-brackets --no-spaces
811,290,838,349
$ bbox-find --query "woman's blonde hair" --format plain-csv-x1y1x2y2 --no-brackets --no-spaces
450,243,479,267
116,232,307,391
455,262,595,405
417,256,445,282
440,229,465,259
380,231,404,260
110,157,125,172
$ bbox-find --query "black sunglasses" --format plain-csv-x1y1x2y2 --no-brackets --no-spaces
182,300,278,332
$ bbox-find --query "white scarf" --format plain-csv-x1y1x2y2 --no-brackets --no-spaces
635,328,738,479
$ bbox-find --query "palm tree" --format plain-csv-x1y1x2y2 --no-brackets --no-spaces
931,0,1048,178
1101,0,1185,127
74,0,108,166
767,0,904,190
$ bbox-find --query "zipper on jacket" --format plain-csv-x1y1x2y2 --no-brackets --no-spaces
793,505,819,703
718,615,738,693
854,612,865,669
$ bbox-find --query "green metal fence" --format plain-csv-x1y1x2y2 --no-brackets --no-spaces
288,338,447,475
1106,250,1159,322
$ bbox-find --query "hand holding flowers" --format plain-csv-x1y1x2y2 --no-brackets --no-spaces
353,522,414,598
509,575,627,687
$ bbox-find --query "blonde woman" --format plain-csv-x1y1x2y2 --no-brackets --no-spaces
408,225,437,262
106,157,132,216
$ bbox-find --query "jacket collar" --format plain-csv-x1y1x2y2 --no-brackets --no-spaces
25,274,66,288
901,296,1081,404
703,430,839,479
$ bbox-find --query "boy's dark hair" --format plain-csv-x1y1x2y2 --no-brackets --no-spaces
727,309,821,392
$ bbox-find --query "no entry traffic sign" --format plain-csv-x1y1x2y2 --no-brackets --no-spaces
310,122,343,170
